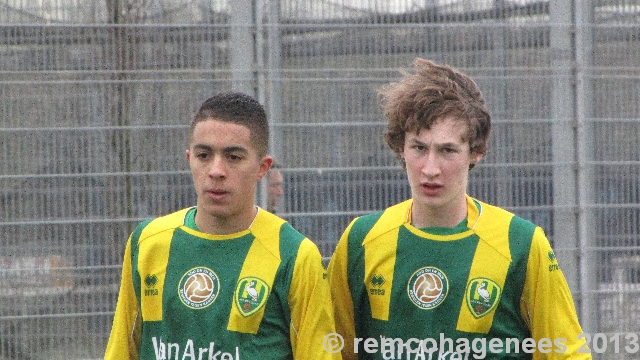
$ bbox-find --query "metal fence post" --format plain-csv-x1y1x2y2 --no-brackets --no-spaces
575,0,598,334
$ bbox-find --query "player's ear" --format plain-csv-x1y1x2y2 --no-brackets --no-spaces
398,151,407,170
186,149,191,162
469,151,484,170
257,155,273,181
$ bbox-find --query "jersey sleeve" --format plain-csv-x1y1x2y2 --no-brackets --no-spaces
520,227,591,359
104,235,142,360
288,238,341,360
327,220,357,360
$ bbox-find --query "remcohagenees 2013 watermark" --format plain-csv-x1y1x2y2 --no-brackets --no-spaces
322,332,640,359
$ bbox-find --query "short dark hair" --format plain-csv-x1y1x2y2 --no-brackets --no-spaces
190,92,269,156
379,58,491,167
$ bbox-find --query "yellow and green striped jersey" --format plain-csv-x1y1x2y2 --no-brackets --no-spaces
328,196,589,360
105,207,339,360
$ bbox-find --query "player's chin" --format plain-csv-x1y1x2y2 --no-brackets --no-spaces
198,202,233,217
413,193,443,207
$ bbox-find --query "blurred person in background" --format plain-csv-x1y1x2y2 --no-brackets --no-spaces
328,58,590,360
105,92,339,360
266,161,285,214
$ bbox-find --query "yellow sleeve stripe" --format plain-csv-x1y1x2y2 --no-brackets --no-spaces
364,229,400,321
456,201,513,333
138,209,189,322
363,200,410,321
227,210,286,334
328,220,358,358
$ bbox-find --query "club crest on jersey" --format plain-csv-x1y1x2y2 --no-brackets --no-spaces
234,276,270,317
178,267,220,309
465,277,501,318
407,266,449,309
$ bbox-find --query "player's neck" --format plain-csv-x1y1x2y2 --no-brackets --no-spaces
194,206,259,235
410,198,468,229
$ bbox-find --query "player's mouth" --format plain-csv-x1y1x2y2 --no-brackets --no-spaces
420,182,443,196
206,188,229,201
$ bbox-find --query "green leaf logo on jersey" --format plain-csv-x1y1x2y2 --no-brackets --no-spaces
178,267,220,310
234,277,270,317
465,278,501,318
407,266,449,310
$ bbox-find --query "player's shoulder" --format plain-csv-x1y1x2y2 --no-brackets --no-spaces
347,199,412,246
251,208,311,257
474,199,536,228
253,208,304,242
473,198,538,246
131,207,191,243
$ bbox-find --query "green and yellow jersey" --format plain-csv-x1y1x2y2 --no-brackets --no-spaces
328,196,589,360
105,207,338,360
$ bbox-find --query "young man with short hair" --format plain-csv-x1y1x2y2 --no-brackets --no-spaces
106,92,339,360
328,59,590,359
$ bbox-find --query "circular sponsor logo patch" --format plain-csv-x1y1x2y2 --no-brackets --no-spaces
178,267,220,309
407,266,449,309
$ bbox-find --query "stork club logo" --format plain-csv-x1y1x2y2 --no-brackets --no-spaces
234,276,270,317
465,277,501,318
